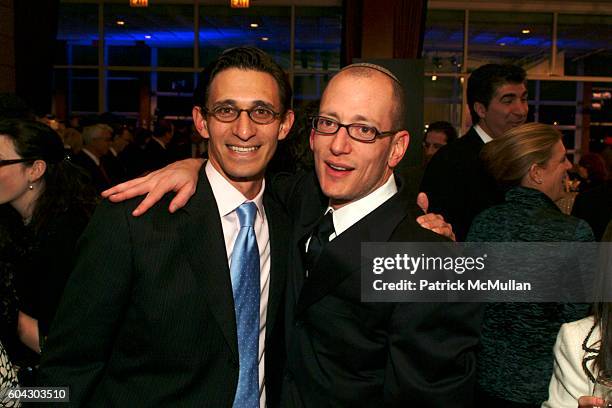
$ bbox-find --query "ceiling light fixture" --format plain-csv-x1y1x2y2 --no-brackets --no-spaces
145,35,151,39
230,0,249,8
261,37,269,41
522,29,530,34
130,0,148,7
116,20,125,26
250,23,259,28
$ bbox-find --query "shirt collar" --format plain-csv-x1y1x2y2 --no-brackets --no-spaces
205,161,265,220
474,124,493,144
82,148,100,166
152,136,167,149
326,173,397,238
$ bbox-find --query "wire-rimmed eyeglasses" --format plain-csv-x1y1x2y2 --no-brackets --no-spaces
309,116,399,143
203,105,281,125
0,158,37,167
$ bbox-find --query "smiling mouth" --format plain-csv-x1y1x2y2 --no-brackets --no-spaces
326,162,353,172
228,145,259,153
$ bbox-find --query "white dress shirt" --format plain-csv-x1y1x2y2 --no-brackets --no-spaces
474,124,493,144
309,173,398,247
81,148,101,166
205,162,270,408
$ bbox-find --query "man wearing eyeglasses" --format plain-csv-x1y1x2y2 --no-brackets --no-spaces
39,47,293,407
278,64,480,407
101,62,481,407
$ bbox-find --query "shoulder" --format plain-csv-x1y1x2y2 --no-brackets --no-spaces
91,193,183,230
467,203,512,240
558,316,596,343
422,129,483,183
545,209,595,241
390,211,450,243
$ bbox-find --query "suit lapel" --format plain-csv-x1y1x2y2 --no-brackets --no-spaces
296,177,412,315
263,192,288,342
180,167,238,360
292,174,328,302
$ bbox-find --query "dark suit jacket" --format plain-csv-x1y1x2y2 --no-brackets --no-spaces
572,180,612,241
101,151,128,185
72,151,111,193
143,139,173,172
276,172,483,407
419,127,502,241
38,167,289,407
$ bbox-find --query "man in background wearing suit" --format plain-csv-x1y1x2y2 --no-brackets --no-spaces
38,47,294,407
143,119,174,172
105,63,482,407
420,64,528,240
72,123,114,193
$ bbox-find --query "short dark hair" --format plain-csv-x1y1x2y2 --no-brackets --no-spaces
467,64,527,125
426,121,457,144
193,47,292,115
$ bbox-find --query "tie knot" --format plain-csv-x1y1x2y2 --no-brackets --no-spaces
236,202,257,227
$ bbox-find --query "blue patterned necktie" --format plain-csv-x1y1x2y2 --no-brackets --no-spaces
230,202,260,408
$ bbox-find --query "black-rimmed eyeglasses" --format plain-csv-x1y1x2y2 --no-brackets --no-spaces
0,158,37,168
310,116,399,143
203,105,281,125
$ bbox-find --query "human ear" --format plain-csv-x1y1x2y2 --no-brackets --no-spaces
192,106,210,140
474,102,487,120
28,160,47,183
277,110,295,141
388,130,410,168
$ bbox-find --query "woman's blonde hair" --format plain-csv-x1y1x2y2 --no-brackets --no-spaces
481,122,562,187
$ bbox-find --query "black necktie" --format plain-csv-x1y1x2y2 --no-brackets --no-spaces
305,212,335,273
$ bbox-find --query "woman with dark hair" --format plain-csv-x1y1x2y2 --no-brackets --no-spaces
0,119,96,362
467,123,594,407
544,222,612,408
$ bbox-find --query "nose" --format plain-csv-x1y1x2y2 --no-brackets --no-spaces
514,99,529,118
563,157,572,170
329,127,352,155
233,110,256,140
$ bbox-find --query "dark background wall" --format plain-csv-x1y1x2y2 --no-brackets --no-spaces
0,0,15,93
12,0,59,115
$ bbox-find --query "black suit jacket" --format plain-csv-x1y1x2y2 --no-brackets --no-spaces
38,167,289,407
420,127,502,241
277,172,482,407
143,139,173,172
101,151,128,185
72,151,111,193
572,180,612,241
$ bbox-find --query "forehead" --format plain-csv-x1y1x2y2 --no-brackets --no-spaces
0,135,17,155
550,140,565,156
208,68,281,106
425,130,447,142
492,82,527,98
320,71,395,125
